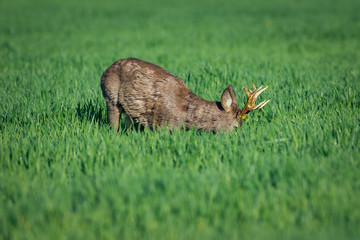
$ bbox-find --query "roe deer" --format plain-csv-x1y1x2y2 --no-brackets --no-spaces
101,58,270,132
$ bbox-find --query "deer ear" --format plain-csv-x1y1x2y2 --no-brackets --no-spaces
221,85,237,112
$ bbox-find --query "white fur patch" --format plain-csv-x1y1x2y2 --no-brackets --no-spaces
225,97,232,108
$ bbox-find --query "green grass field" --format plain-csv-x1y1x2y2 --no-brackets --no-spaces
1,0,360,239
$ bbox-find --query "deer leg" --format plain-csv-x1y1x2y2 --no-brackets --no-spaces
124,115,133,130
124,115,144,131
106,101,123,132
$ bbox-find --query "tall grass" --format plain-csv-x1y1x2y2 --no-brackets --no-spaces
1,0,359,239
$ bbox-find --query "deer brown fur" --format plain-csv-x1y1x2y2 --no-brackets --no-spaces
101,58,269,132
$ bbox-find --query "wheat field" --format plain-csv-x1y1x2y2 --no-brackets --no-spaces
1,0,359,239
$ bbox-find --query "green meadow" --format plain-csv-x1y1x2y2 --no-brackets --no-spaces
1,0,359,239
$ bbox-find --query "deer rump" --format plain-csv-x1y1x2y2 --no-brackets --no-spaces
101,58,269,132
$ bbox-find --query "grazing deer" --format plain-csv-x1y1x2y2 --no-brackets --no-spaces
101,58,270,132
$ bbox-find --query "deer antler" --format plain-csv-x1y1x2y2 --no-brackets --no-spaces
238,84,270,126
